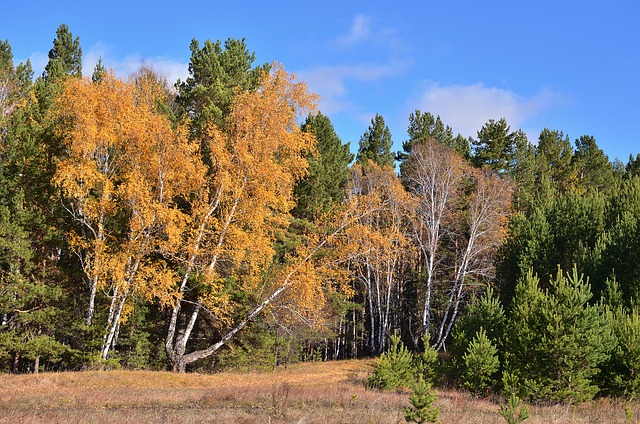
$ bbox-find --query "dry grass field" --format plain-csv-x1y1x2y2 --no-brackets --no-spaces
0,359,638,423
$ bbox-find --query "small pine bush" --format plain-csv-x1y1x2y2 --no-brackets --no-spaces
404,375,440,423
499,393,530,424
462,327,499,395
499,371,530,424
368,333,416,391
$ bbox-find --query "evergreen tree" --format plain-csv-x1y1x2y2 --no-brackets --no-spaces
504,268,615,402
0,36,77,372
368,333,416,391
400,110,470,162
572,135,614,193
536,129,574,190
471,118,521,175
499,372,530,424
356,113,395,168
292,112,353,219
597,176,640,300
450,287,505,371
176,37,269,135
462,328,500,395
404,375,440,423
91,57,106,83
43,24,82,81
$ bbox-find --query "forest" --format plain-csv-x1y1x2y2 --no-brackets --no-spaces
2,23,640,406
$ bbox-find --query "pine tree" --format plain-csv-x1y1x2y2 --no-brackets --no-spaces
471,118,520,175
399,110,470,166
504,268,615,402
404,375,440,423
176,37,269,135
368,333,416,391
292,112,353,220
462,328,500,395
43,24,82,81
356,113,395,168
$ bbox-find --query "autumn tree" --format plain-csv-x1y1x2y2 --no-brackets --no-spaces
343,161,414,353
53,72,203,359
402,138,511,348
402,140,465,341
163,65,356,372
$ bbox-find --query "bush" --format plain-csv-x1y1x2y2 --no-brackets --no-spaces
462,328,499,395
368,333,416,391
404,375,440,423
504,267,616,403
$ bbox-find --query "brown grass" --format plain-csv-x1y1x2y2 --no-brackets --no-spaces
0,360,638,423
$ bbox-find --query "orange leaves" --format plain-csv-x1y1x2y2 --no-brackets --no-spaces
194,65,318,281
54,71,204,342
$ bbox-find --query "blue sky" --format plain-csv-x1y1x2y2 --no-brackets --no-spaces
2,0,639,161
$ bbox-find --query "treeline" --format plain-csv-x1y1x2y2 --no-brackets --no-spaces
2,24,640,403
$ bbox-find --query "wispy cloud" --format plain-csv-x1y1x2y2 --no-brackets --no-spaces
334,14,373,47
84,43,189,86
416,82,563,138
298,59,412,115
19,43,189,87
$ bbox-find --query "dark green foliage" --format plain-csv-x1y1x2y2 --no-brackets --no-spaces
404,375,440,423
536,129,574,190
449,287,505,385
176,37,269,135
462,328,500,395
451,287,505,353
399,110,470,163
510,136,538,210
496,189,607,306
504,268,615,402
471,118,524,175
597,176,640,301
368,333,416,391
598,283,640,398
626,154,640,177
91,57,106,83
43,24,82,81
293,112,353,220
572,135,615,193
415,337,439,385
356,113,395,168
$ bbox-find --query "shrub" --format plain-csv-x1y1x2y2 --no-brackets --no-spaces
368,333,416,391
462,328,499,395
404,375,440,423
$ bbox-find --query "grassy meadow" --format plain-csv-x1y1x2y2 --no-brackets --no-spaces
1,359,638,423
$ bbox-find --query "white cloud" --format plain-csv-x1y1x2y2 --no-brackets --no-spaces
83,43,189,87
416,82,562,138
21,52,48,78
299,59,411,115
18,43,189,87
335,14,372,46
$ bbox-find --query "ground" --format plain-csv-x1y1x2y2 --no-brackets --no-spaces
0,359,636,423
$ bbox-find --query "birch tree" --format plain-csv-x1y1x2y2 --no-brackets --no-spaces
403,140,465,341
343,161,414,353
164,65,356,372
54,72,202,359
